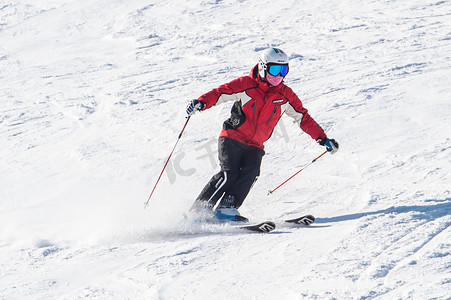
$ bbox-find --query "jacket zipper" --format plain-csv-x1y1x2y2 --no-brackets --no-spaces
262,88,270,102
266,106,277,125
261,88,271,124
253,89,270,122
252,99,257,122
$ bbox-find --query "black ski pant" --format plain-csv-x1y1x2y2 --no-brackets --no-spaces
192,137,265,210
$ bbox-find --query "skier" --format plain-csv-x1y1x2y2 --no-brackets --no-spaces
186,48,339,222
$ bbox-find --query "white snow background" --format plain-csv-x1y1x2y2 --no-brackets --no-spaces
1,0,450,299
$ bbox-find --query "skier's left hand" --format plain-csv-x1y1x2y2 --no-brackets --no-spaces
318,137,339,154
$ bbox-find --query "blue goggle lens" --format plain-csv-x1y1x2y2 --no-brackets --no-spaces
268,64,289,77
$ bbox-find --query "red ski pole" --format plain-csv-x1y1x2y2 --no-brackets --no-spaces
267,150,328,195
145,116,191,208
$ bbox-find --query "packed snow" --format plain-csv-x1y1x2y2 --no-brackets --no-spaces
1,0,450,299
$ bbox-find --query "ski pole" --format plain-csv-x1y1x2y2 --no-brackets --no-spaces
267,150,328,195
145,116,191,208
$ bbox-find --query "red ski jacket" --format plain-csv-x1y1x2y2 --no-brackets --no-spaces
198,65,326,149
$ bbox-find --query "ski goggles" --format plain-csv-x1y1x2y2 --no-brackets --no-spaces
267,64,289,77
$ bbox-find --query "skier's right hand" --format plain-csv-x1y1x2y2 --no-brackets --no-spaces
186,99,204,116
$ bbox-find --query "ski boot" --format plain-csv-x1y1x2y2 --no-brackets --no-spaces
215,206,249,222
214,195,248,222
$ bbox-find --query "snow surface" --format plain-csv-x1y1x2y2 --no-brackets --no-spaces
1,0,451,299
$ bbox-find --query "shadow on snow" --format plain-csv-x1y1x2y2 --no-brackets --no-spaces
316,198,451,224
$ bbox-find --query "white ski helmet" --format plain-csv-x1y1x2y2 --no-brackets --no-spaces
258,48,289,78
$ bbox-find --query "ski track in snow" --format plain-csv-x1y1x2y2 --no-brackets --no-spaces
1,0,451,299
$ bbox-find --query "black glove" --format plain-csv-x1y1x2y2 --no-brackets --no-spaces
186,100,204,116
318,137,339,154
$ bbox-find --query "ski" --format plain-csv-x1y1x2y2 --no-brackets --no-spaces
236,221,276,233
184,213,314,233
183,213,276,233
284,214,315,226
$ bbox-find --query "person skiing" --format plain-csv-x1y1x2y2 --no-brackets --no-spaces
186,47,339,222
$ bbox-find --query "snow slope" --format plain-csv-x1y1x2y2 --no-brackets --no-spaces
1,0,450,299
